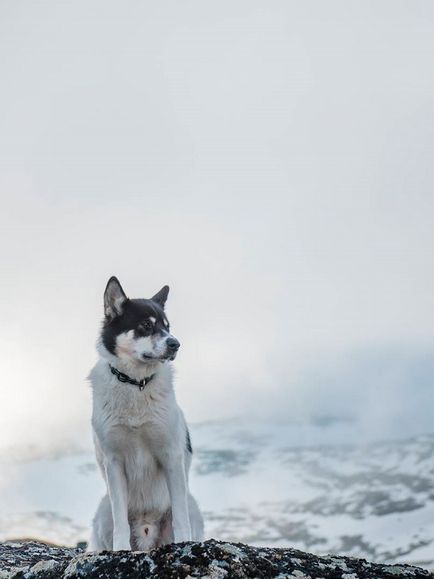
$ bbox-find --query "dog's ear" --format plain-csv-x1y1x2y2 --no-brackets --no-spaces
104,276,128,319
151,285,169,308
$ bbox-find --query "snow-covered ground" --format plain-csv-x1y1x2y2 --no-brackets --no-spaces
0,418,433,569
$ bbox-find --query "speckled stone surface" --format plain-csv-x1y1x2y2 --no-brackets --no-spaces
1,539,433,578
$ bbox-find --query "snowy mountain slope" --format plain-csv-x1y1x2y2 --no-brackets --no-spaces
0,419,433,568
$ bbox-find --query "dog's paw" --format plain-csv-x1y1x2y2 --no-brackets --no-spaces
113,542,131,551
113,534,131,551
173,527,192,543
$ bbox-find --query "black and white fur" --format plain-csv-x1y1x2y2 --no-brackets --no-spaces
88,277,204,551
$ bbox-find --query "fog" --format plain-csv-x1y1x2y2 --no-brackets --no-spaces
1,0,434,454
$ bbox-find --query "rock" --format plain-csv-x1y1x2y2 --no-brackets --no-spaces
0,539,433,578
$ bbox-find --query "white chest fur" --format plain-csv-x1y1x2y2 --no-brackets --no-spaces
90,360,177,514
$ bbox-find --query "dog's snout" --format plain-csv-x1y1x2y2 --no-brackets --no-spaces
166,337,180,351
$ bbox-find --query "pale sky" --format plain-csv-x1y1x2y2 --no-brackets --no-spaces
1,1,434,453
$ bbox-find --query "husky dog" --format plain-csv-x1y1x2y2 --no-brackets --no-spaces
88,277,204,551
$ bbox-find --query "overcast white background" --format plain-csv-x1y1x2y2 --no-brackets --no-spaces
0,1,434,454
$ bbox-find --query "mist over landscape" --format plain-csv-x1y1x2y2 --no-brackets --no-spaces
0,0,434,568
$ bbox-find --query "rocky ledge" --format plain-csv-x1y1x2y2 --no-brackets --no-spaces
1,539,433,579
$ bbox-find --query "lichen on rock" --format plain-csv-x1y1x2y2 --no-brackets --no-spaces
1,539,433,578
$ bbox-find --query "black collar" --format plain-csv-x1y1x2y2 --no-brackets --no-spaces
109,364,155,391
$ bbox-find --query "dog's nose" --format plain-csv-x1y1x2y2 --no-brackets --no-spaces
166,337,180,351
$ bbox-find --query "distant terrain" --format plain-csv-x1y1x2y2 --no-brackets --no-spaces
0,418,433,569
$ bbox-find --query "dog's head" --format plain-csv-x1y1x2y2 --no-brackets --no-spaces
100,276,180,365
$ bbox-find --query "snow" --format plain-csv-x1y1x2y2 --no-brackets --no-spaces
0,418,433,569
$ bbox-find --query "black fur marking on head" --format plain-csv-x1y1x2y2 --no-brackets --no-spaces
101,297,168,356
186,428,193,454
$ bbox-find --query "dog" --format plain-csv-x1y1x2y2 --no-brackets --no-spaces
87,276,204,551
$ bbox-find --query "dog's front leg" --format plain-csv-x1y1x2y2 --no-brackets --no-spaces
161,450,192,543
106,458,131,550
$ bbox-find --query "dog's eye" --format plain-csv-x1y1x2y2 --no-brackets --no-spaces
138,320,153,333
